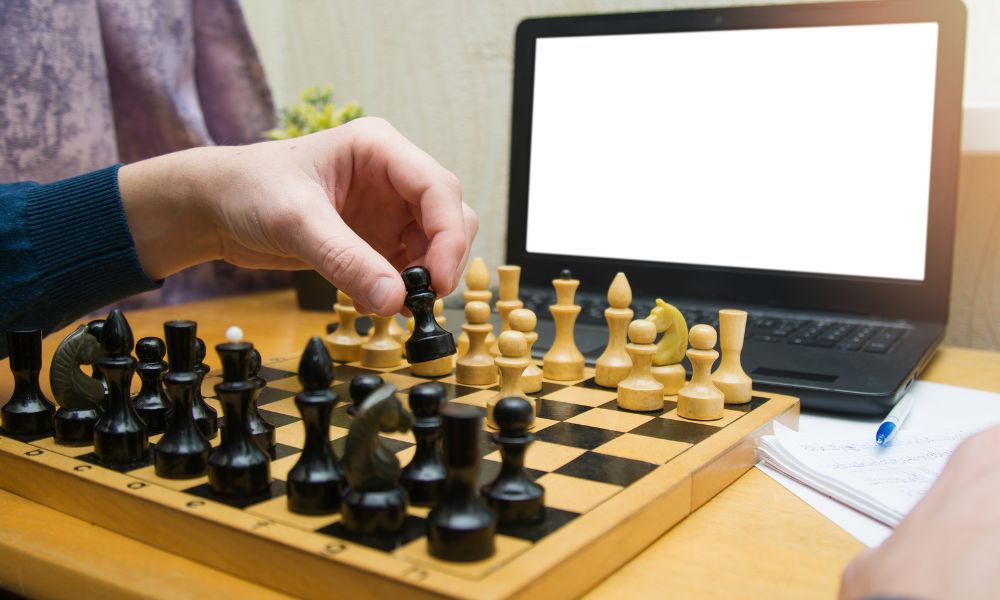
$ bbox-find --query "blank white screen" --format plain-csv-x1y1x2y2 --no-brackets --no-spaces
525,23,938,281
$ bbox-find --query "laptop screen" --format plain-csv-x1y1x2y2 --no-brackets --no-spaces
524,22,939,282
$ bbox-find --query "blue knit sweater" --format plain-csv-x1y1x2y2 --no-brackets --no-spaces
1,165,160,358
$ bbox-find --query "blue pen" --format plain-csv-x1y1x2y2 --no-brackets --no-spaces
875,392,915,446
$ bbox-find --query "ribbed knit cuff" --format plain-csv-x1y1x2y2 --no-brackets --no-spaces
24,165,161,326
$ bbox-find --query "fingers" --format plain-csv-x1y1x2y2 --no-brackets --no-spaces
293,192,405,316
345,118,473,295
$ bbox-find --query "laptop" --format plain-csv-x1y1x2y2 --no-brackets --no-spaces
505,0,967,416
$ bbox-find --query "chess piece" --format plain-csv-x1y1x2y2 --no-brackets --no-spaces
712,309,753,405
482,396,545,525
86,319,109,407
509,308,542,394
490,265,523,355
154,371,210,478
388,317,406,345
488,331,532,429
341,383,413,534
457,257,496,358
192,338,219,440
163,320,198,373
542,270,585,381
410,299,453,376
616,320,664,412
361,314,403,369
400,382,447,507
49,324,103,445
347,374,384,417
677,325,725,421
2,329,55,436
93,310,148,464
428,402,496,561
594,272,634,388
209,337,271,497
326,291,365,362
647,299,689,396
403,266,456,372
287,337,345,514
247,347,276,455
133,337,170,434
456,301,497,386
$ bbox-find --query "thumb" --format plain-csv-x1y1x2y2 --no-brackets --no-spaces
296,202,405,315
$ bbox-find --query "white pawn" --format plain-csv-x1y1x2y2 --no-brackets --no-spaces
456,301,496,385
487,330,532,429
677,325,725,420
509,308,542,394
361,314,403,369
616,320,664,412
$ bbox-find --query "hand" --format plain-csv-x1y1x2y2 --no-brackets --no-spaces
839,425,1000,600
118,117,478,315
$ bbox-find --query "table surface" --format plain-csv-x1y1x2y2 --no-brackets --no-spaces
2,289,998,599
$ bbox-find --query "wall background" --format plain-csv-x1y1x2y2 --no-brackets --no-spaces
240,0,1000,350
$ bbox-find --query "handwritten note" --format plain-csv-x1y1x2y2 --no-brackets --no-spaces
759,424,980,526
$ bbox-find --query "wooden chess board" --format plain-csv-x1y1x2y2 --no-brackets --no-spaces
0,356,798,600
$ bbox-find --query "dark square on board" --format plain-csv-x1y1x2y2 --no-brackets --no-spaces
184,479,287,509
497,507,580,542
256,386,297,406
257,366,297,383
317,515,426,552
534,398,592,421
76,448,154,473
728,395,770,413
629,418,719,445
533,422,622,451
257,409,302,429
556,452,657,487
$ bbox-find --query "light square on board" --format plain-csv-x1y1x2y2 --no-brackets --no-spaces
541,386,617,408
565,407,655,432
246,494,340,531
661,408,745,428
536,472,623,513
449,389,494,409
265,375,302,393
398,534,532,581
594,433,691,464
381,372,426,392
274,423,348,448
483,439,585,472
261,397,301,417
270,453,301,481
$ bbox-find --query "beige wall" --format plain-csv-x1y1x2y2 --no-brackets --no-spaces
241,0,1000,349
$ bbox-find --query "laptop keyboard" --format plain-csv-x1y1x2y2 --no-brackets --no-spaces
520,291,908,355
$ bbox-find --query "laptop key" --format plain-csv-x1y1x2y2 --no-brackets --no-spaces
864,340,892,353
754,334,782,343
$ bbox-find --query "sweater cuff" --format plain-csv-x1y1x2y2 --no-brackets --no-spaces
24,165,161,325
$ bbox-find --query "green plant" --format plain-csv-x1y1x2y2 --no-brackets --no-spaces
264,84,365,140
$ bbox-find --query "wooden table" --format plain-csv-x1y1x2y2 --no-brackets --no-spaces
1,290,997,599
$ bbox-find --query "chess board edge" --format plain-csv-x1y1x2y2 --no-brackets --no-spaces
0,383,799,600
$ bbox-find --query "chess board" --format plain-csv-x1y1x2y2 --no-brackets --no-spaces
0,356,798,600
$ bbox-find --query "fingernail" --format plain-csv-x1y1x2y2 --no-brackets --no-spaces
367,276,394,312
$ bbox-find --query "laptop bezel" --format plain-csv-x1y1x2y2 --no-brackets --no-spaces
505,0,966,323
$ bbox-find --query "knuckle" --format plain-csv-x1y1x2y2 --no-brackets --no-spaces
318,240,362,286
441,170,462,196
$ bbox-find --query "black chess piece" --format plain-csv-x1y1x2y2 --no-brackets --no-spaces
93,310,148,464
154,371,210,478
402,266,456,363
400,382,447,507
347,374,383,417
192,337,219,440
341,383,413,534
50,324,104,445
247,348,276,456
2,329,55,436
208,339,271,497
163,320,197,373
287,337,345,514
427,403,496,561
86,319,109,407
481,397,545,524
133,337,171,433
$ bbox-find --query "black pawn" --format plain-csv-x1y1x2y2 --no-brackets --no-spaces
287,337,345,514
481,397,545,524
133,337,170,433
427,403,496,562
154,371,210,478
400,382,447,507
402,266,456,363
208,340,270,497
347,374,383,416
87,319,109,408
93,310,148,464
2,329,55,436
247,349,275,456
192,337,219,440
